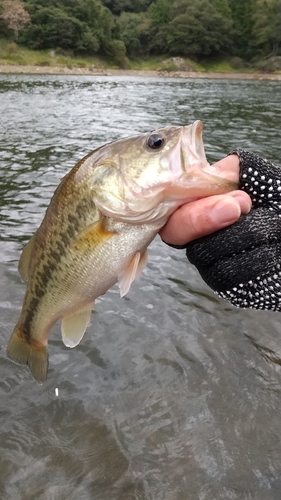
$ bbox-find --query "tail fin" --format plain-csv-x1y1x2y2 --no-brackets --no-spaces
7,326,48,384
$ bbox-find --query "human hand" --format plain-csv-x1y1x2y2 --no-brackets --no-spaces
160,155,252,246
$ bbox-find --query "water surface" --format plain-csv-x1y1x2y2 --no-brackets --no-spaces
1,74,281,499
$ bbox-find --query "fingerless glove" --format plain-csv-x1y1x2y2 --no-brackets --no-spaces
184,150,281,310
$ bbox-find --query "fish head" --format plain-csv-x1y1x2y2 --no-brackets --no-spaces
84,121,237,224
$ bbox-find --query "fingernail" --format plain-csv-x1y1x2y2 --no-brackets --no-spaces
210,199,241,224
231,193,251,214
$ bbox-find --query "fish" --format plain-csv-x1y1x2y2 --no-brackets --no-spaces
7,120,237,383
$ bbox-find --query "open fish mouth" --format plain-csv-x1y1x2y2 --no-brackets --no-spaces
160,120,237,202
180,120,209,173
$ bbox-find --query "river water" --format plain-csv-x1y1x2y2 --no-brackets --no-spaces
1,74,281,500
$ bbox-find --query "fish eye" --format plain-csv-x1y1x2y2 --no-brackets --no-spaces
147,133,165,150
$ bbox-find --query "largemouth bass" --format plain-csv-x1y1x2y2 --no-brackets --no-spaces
7,121,236,383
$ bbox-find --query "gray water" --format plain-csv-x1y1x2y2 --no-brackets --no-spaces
1,74,281,500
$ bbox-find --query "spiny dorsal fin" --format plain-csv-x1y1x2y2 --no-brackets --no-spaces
18,235,36,283
61,302,95,348
118,250,148,298
71,219,115,251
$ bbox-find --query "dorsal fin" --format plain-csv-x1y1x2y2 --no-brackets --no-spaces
18,235,36,283
61,302,95,348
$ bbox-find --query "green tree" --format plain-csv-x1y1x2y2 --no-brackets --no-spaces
167,0,233,57
148,0,171,27
100,0,152,14
145,0,171,53
106,38,128,66
20,6,98,52
20,0,117,55
210,0,231,18
228,0,255,59
252,0,281,55
118,11,151,55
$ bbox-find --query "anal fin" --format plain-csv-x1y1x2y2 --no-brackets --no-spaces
61,302,95,348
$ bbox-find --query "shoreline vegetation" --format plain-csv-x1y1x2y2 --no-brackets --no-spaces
0,64,280,80
0,41,280,81
1,0,281,82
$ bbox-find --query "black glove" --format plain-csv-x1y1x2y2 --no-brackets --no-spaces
184,150,281,311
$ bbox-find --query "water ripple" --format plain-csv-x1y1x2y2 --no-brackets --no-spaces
1,74,281,499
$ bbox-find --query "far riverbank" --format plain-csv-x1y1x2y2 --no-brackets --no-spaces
0,64,280,80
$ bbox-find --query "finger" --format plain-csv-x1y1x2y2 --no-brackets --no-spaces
160,191,251,246
227,190,252,214
206,155,240,184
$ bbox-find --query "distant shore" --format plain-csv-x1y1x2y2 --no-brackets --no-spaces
0,64,280,80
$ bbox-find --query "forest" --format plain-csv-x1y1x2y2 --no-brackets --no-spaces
0,0,280,68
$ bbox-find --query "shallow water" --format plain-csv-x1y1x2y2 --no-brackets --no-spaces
1,74,281,499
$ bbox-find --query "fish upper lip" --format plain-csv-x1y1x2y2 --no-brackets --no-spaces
177,121,206,174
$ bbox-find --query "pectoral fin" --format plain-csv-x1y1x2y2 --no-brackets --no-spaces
72,219,115,251
61,302,95,348
18,235,36,283
118,250,147,298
